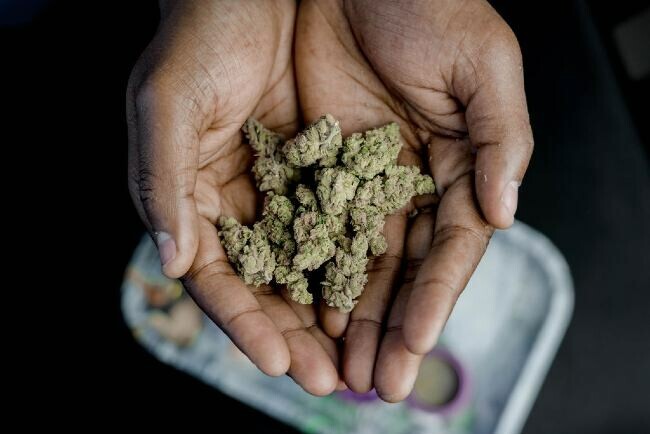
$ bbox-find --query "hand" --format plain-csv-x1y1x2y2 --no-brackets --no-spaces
295,0,533,400
126,0,341,395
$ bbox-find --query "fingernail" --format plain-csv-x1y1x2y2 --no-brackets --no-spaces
156,232,176,266
501,181,520,216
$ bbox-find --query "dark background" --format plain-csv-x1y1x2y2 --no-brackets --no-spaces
3,0,648,431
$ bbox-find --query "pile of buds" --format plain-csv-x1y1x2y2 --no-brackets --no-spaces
218,115,435,312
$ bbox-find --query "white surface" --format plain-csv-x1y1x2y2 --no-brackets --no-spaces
122,221,573,434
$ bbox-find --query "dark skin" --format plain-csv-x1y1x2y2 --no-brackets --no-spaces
127,0,342,395
127,0,533,400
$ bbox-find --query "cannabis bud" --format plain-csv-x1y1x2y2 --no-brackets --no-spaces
217,115,435,313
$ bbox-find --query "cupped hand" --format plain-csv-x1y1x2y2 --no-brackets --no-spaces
126,0,341,395
295,0,533,400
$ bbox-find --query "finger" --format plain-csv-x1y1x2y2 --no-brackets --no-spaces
255,289,338,396
427,135,475,197
317,127,420,340
127,72,200,278
374,322,424,402
403,175,493,355
283,290,347,391
457,26,534,228
342,213,407,393
373,211,434,402
319,304,349,339
182,218,290,377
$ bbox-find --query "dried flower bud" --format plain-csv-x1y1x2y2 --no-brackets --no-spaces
349,205,388,256
236,223,276,286
316,167,359,215
285,271,312,304
263,194,294,225
353,175,386,209
322,233,369,312
381,164,436,213
243,118,300,195
293,210,317,244
323,212,347,238
341,122,401,179
349,205,385,235
368,234,388,256
220,116,436,312
415,173,436,196
275,238,296,264
283,114,342,167
295,184,318,212
242,118,284,154
292,221,337,271
217,216,253,263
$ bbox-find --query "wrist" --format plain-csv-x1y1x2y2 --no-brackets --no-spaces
159,0,296,30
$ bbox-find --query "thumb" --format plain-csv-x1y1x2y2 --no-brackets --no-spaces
460,26,534,229
127,75,200,278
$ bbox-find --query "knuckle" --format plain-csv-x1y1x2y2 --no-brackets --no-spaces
349,317,382,331
132,67,207,122
130,71,203,147
129,157,197,218
280,326,307,341
183,257,234,285
133,73,168,111
223,307,263,330
434,224,491,251
488,22,523,62
402,258,424,284
413,276,457,297
524,135,535,154
136,167,157,208
367,253,402,275
131,162,167,220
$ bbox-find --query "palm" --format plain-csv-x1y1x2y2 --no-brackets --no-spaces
296,0,488,189
131,0,531,400
295,0,528,399
128,0,342,396
189,73,346,395
192,79,296,228
185,41,344,397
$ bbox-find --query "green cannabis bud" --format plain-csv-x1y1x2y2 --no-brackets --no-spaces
341,122,401,179
283,114,343,167
218,216,276,286
217,116,435,312
322,233,370,312
316,167,359,215
243,119,300,195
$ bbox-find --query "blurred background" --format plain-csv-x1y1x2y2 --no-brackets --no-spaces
3,0,647,432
